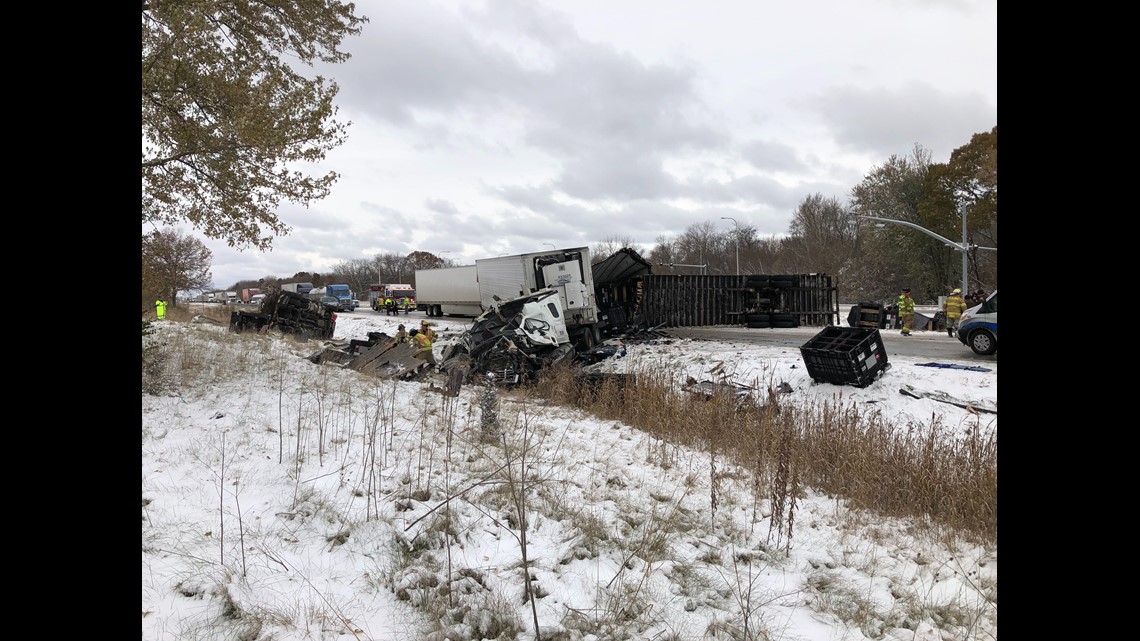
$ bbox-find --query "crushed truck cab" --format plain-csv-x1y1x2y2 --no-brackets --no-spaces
440,288,576,385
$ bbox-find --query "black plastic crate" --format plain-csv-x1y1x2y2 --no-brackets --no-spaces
799,326,890,387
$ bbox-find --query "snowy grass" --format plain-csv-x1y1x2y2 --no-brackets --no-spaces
142,315,997,640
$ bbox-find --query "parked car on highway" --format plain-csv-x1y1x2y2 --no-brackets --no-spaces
318,295,340,310
351,299,361,311
957,290,997,355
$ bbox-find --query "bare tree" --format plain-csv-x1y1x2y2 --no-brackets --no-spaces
667,220,729,273
374,252,409,284
329,258,381,298
782,194,857,275
590,235,645,263
646,234,677,267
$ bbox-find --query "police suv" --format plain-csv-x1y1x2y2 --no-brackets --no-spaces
956,290,997,355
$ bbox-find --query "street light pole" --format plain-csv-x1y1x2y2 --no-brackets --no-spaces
720,217,739,275
959,203,968,299
856,209,996,296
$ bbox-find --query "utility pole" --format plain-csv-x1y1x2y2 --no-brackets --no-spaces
721,217,740,275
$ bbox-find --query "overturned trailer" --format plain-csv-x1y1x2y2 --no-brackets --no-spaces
593,248,840,332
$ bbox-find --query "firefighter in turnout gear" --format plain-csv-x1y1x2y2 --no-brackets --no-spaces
943,288,967,337
413,323,437,365
418,319,437,343
898,288,915,336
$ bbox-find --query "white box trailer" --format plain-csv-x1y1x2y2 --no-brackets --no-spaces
474,247,601,348
415,265,483,317
281,282,314,296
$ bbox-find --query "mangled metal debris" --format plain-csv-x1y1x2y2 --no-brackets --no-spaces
898,384,997,414
306,331,432,381
295,288,663,386
683,376,759,401
229,288,337,340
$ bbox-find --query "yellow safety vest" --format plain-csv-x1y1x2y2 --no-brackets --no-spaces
898,294,914,314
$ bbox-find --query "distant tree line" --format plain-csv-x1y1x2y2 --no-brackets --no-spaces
142,128,995,311
619,128,997,305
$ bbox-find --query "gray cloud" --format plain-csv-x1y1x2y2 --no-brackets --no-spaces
739,139,809,173
804,81,995,160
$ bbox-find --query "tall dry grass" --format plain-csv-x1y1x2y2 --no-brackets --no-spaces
530,365,997,543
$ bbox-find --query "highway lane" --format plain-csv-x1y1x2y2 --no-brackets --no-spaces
337,305,995,364
655,325,996,364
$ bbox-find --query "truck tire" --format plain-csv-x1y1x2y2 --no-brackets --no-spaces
745,321,771,328
578,329,596,351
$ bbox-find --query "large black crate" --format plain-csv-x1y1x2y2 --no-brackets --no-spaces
846,302,888,329
799,326,890,387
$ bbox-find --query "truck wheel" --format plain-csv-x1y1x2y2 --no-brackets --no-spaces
578,330,596,351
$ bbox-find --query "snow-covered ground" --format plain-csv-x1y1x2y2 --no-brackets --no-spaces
142,309,996,640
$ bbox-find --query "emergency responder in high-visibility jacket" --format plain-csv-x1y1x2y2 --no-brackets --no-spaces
898,288,915,336
413,325,437,365
418,319,436,343
384,297,395,316
400,297,409,314
943,288,967,337
155,299,167,320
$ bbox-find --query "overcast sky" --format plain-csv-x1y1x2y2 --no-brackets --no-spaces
177,0,997,290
